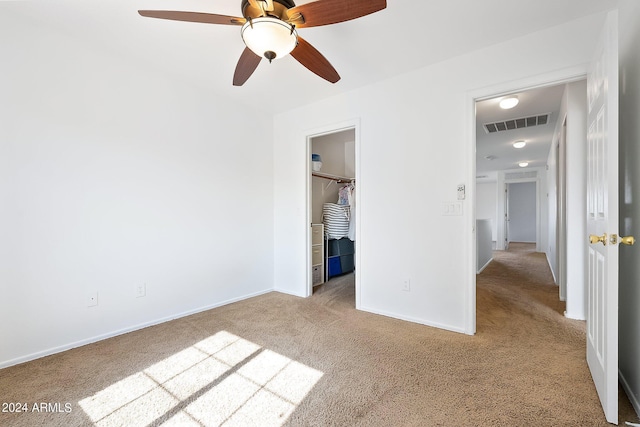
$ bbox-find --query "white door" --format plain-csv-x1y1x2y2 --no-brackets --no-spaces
507,182,537,244
586,11,619,425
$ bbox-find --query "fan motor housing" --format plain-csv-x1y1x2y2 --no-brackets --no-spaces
241,0,296,20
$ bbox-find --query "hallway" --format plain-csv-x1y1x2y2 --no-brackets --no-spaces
476,243,638,424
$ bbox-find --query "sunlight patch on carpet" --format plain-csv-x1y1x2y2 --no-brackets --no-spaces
78,331,323,426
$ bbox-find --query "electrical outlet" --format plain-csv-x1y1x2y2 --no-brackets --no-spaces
402,279,411,292
87,292,98,307
136,283,146,298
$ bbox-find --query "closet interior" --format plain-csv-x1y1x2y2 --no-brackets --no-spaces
310,129,356,288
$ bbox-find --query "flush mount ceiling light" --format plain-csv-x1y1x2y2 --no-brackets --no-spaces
241,17,298,62
499,96,519,109
513,140,526,148
519,162,529,168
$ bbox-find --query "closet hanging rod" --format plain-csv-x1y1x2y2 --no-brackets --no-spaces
311,171,355,184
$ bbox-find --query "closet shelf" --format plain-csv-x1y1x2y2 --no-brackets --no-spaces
312,172,355,184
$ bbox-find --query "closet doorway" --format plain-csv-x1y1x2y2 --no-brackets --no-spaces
306,125,358,302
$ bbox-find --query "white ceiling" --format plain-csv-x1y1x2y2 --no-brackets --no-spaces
476,83,569,180
4,0,616,115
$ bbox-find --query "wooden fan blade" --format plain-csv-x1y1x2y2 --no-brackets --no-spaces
287,0,386,28
233,47,262,86
290,36,340,83
138,10,245,26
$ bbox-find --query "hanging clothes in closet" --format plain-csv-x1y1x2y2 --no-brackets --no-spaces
338,182,355,241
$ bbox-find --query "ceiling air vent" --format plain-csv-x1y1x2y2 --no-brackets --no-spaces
505,171,537,180
484,113,551,134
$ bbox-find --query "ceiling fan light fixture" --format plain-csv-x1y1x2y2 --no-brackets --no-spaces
499,96,519,109
241,17,298,62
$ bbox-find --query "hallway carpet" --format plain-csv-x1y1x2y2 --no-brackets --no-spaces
1,243,638,426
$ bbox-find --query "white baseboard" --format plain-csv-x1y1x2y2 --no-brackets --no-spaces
563,310,586,321
477,257,494,274
0,288,273,370
620,369,640,420
545,252,558,284
359,305,467,335
273,286,308,298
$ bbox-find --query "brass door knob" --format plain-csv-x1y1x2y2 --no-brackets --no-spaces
620,236,636,245
589,234,607,245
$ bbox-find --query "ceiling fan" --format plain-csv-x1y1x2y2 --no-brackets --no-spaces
138,0,387,86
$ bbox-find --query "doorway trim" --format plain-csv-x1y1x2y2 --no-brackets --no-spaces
557,117,568,302
305,118,361,307
466,65,587,335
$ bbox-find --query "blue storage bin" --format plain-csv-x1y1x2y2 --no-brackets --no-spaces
337,238,354,255
340,255,355,273
328,257,342,277
328,238,355,256
328,239,340,256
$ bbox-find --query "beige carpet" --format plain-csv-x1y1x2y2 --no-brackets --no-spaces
1,243,638,426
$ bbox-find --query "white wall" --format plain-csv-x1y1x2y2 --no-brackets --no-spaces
312,130,355,177
0,12,274,367
545,81,589,322
476,182,498,244
563,81,588,320
547,123,561,286
274,13,609,333
618,0,640,416
476,220,493,273
311,179,339,224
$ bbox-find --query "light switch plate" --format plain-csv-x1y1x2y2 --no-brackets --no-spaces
442,202,463,216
